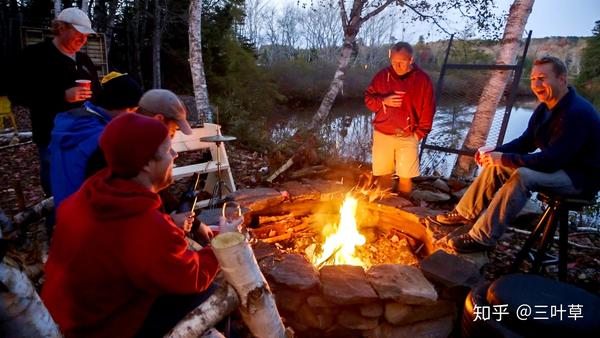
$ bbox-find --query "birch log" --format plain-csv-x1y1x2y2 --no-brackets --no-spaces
0,264,61,337
167,280,239,338
452,0,535,177
189,0,210,124
13,197,54,226
211,232,285,338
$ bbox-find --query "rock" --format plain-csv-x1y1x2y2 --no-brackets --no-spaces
294,303,334,330
278,181,321,202
360,302,384,318
266,253,319,290
513,199,543,228
376,195,413,209
337,310,379,330
306,294,336,307
304,178,349,201
432,179,451,193
231,188,285,212
386,300,455,325
366,264,437,304
411,190,451,202
252,241,279,261
366,314,454,338
320,265,378,305
402,206,441,222
274,288,307,313
384,302,411,324
420,249,482,288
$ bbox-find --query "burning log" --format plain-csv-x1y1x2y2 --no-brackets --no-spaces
0,263,61,337
167,280,239,338
211,232,286,338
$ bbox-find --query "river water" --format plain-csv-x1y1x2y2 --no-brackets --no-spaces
268,98,539,176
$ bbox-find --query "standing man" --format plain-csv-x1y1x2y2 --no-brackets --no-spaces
42,114,221,337
433,56,600,253
365,42,435,195
9,7,100,196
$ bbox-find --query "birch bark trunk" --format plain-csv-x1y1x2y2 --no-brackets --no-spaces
53,0,61,16
189,0,210,124
452,0,535,177
152,0,162,88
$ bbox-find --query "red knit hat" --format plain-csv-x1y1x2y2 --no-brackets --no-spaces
99,113,169,177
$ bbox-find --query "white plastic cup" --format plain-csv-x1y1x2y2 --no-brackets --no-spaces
478,145,495,157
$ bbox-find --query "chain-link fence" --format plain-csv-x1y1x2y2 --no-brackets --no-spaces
420,33,532,177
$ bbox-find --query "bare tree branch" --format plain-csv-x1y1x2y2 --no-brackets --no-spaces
360,0,395,24
338,0,349,31
402,1,452,36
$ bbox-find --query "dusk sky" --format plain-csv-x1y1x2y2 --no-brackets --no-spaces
277,0,600,42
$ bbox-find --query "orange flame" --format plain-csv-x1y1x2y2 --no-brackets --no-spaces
313,193,366,267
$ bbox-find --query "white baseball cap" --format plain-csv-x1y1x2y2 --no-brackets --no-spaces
56,7,96,34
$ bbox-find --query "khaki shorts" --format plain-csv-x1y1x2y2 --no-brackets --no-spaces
372,130,420,178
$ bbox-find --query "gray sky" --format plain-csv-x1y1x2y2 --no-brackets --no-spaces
274,0,599,42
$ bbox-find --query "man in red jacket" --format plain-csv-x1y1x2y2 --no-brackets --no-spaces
365,42,435,195
42,113,220,337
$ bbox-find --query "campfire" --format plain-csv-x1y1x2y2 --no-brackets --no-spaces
311,193,366,267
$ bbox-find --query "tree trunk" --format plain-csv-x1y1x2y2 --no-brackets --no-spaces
152,0,162,89
0,264,61,337
211,233,286,338
307,0,393,130
452,0,535,177
53,0,61,16
167,279,240,338
105,0,118,54
189,0,210,124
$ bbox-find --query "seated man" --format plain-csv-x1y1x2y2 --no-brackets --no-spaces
434,56,600,253
42,114,220,337
49,72,142,207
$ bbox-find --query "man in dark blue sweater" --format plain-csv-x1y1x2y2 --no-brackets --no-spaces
434,56,600,253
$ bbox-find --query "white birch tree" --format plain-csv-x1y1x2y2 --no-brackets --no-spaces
452,0,535,177
189,0,210,123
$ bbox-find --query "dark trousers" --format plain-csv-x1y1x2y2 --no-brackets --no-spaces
135,283,217,338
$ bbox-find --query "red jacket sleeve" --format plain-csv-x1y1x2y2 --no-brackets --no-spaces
125,213,219,295
365,71,386,113
415,74,436,139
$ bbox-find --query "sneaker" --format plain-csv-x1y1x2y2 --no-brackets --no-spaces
449,233,493,253
432,209,472,226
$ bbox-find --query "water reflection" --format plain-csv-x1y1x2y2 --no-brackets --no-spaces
268,98,536,176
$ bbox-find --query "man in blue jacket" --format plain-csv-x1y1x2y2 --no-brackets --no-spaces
49,72,142,208
433,56,600,253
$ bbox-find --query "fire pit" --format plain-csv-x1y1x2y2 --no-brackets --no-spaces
230,181,460,337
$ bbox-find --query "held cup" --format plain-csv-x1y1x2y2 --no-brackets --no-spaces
478,145,495,157
75,79,91,90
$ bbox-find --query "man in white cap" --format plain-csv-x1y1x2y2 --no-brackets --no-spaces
9,7,100,198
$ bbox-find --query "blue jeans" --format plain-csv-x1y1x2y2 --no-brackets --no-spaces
37,144,52,197
455,166,581,246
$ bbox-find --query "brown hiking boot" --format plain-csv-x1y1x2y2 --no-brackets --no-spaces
432,209,473,226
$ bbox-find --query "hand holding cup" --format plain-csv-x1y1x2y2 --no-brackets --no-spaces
475,145,495,166
65,79,92,103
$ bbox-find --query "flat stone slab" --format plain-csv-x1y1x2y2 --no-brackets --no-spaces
320,265,378,305
366,314,454,338
385,300,455,325
231,188,286,212
420,249,482,288
302,178,349,201
278,181,321,201
366,264,437,305
337,309,379,330
266,253,320,290
376,195,413,209
411,189,451,202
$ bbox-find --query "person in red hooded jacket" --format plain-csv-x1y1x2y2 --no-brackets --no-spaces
41,113,220,337
365,42,435,195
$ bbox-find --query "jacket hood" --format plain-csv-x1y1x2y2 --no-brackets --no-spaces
52,102,110,150
79,168,162,220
